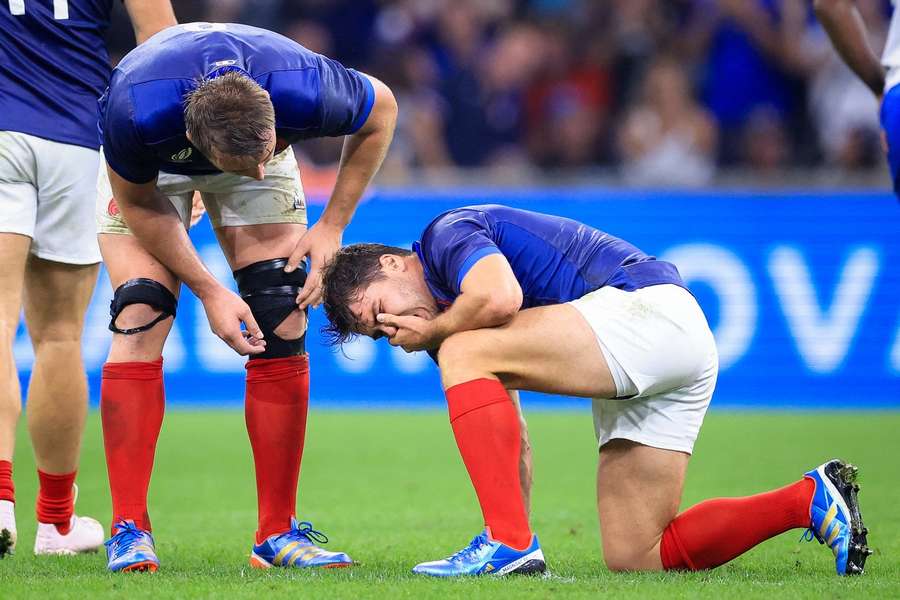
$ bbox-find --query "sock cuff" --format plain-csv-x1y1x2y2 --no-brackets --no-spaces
103,357,164,380
446,378,510,422
246,354,309,382
660,520,697,571
0,460,13,503
37,469,77,484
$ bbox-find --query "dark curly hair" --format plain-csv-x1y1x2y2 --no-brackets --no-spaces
322,243,413,346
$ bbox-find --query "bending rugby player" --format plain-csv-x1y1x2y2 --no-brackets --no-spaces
322,204,871,577
97,22,396,572
0,0,175,557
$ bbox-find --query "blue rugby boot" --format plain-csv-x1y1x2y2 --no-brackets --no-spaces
803,459,871,575
249,518,352,569
105,520,159,573
412,529,546,577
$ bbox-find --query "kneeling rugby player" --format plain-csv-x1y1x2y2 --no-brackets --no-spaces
321,204,871,577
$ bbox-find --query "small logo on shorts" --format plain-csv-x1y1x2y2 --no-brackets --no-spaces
171,147,193,162
293,191,304,211
107,198,119,216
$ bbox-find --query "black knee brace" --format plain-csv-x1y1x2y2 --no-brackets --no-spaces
233,258,307,359
109,278,178,335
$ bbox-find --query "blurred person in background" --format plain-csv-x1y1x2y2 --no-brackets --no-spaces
524,23,613,169
617,58,718,186
804,0,885,169
682,0,809,165
815,0,900,193
741,106,793,172
0,0,175,558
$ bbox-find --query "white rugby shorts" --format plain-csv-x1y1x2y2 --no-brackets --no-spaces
97,146,307,234
0,131,101,264
569,284,719,455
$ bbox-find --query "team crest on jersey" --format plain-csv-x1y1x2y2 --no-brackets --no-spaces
171,147,193,162
107,198,119,217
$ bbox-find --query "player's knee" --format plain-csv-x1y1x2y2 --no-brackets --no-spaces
29,327,82,351
234,258,308,359
111,303,164,331
272,309,307,341
109,278,178,335
437,331,489,371
602,547,645,573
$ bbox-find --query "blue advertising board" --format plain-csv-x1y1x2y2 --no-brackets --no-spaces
13,188,900,409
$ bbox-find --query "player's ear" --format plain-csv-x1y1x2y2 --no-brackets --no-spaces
185,130,193,143
379,254,405,272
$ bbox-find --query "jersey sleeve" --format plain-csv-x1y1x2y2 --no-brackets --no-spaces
419,209,503,296
98,75,160,184
312,54,375,136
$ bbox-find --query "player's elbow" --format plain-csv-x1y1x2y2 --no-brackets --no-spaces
365,76,398,134
482,292,522,326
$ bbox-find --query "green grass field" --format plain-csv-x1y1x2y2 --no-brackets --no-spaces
1,409,898,599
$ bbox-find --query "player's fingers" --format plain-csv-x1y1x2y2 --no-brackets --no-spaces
376,313,401,328
295,276,319,305
240,307,264,340
222,331,256,356
242,331,267,347
296,261,324,309
285,238,310,273
379,325,398,338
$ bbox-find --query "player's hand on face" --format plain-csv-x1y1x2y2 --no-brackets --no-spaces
201,286,266,356
286,221,343,310
377,313,438,352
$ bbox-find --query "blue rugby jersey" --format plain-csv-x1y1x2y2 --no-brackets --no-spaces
413,205,685,308
99,22,375,183
0,0,114,149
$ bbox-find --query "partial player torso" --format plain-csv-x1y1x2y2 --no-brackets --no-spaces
414,205,685,309
99,22,373,182
0,0,114,149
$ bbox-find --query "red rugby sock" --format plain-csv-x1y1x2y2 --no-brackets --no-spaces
36,470,76,535
0,460,13,503
101,359,165,533
446,378,531,550
660,477,815,570
245,355,309,543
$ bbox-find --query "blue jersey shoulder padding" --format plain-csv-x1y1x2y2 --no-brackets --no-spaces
99,22,375,183
0,0,114,149
413,204,685,307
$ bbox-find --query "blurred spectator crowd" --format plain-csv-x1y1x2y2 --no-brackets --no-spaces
107,0,892,185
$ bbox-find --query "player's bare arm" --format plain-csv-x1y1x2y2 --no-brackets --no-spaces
814,0,886,96
107,169,265,356
379,254,523,352
288,75,398,309
123,0,177,44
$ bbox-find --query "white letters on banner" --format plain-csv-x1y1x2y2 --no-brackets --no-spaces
769,246,878,374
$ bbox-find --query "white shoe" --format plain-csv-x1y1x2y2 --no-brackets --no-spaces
33,484,105,555
34,514,105,555
0,499,16,556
